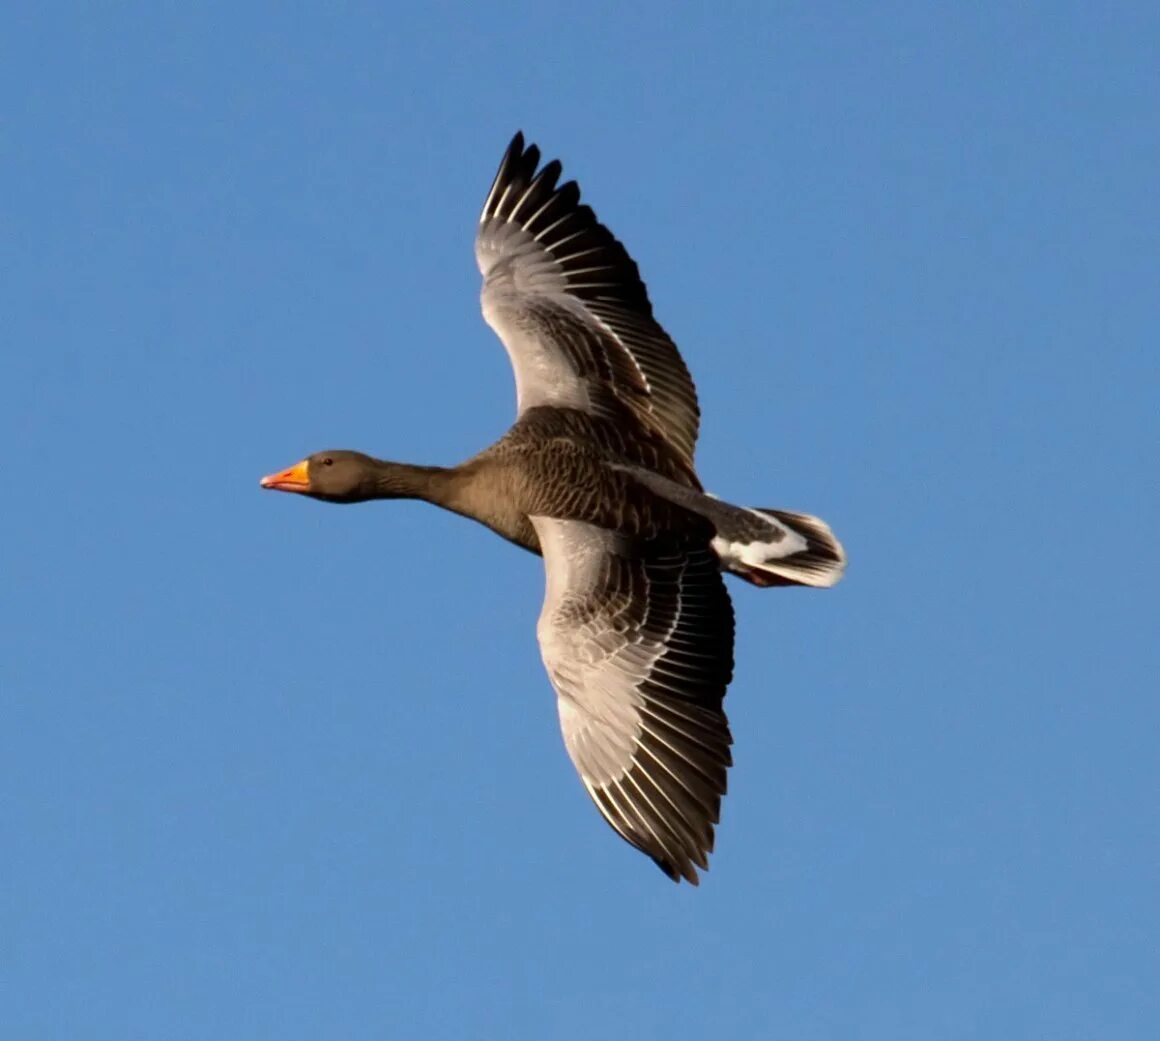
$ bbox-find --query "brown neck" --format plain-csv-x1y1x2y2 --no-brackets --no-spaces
369,460,459,505
364,457,531,550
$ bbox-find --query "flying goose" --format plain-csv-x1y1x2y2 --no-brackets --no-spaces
261,133,846,883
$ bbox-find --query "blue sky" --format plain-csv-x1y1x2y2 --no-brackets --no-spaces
4,4,1157,1039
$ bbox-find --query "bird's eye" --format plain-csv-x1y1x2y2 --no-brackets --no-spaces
322,457,334,467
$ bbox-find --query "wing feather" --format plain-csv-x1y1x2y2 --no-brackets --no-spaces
532,516,734,883
477,133,701,467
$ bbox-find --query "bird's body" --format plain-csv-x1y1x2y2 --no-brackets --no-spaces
444,406,704,550
261,134,846,883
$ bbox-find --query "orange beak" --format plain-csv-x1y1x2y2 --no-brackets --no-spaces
259,458,312,493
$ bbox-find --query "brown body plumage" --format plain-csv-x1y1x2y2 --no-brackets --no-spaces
447,406,704,551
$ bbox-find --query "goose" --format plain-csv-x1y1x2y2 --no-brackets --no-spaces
260,133,846,883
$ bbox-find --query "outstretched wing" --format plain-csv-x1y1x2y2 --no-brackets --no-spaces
531,516,734,883
476,133,701,469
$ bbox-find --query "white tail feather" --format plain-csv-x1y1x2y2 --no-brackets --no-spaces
713,508,846,588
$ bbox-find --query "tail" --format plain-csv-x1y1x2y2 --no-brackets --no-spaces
609,465,847,589
710,506,846,588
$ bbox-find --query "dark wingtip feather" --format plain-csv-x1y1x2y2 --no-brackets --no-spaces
482,131,537,223
653,853,700,885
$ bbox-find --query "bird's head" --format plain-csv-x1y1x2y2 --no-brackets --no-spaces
259,450,381,503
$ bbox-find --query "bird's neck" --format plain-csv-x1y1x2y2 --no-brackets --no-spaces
368,459,458,504
366,457,522,543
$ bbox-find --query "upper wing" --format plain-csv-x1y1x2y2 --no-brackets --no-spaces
476,133,701,469
531,516,735,884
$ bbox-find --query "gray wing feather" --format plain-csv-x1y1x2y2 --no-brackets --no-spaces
531,516,734,884
476,133,701,466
